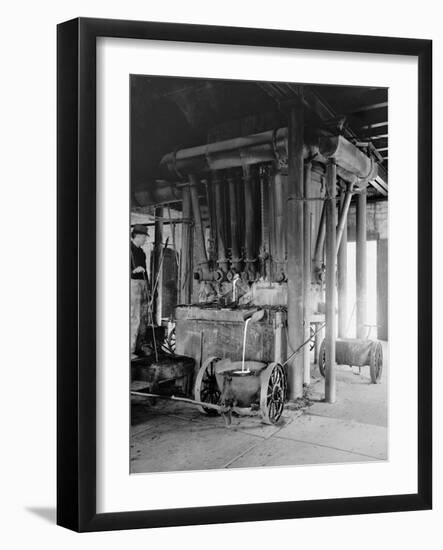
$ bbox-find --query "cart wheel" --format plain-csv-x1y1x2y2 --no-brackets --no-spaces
369,341,383,384
318,339,326,378
260,362,286,425
194,356,221,415
161,325,176,354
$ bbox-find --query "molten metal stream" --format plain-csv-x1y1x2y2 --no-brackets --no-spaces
240,317,251,374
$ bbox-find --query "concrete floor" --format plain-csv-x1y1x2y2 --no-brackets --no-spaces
130,344,388,473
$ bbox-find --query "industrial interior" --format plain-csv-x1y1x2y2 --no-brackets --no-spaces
130,76,388,472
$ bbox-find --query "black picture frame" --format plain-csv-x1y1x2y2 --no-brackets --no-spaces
57,17,432,532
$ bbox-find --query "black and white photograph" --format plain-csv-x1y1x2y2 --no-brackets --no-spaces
129,75,389,474
0,0,439,542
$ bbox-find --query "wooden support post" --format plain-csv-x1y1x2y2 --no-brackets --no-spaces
273,310,287,364
356,189,367,339
377,238,389,340
180,186,192,304
153,206,163,325
338,190,348,338
303,161,312,386
286,98,304,400
325,160,337,404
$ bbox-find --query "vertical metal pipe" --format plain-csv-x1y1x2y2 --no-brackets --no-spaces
303,161,312,386
356,189,367,339
180,186,192,304
243,165,256,278
259,167,270,279
153,206,164,325
336,185,353,254
325,160,337,404
337,189,348,338
286,99,304,400
273,171,286,282
189,174,209,277
228,173,241,272
268,168,276,280
312,203,326,281
213,173,229,273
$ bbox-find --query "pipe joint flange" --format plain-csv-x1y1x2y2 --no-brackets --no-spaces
240,268,257,283
354,156,377,190
214,269,225,283
171,149,185,181
226,269,238,282
272,128,287,170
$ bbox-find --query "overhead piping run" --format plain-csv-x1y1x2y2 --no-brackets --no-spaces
311,136,378,283
161,128,292,177
161,129,379,187
318,135,378,186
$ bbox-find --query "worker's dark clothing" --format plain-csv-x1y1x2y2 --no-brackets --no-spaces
131,241,148,280
130,240,149,354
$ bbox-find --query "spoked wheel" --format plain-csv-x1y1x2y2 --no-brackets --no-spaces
260,362,287,425
318,339,326,377
369,341,383,384
161,325,176,354
194,356,222,415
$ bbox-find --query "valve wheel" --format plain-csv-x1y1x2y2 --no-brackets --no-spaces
194,356,221,415
369,341,383,384
260,362,286,425
318,339,326,378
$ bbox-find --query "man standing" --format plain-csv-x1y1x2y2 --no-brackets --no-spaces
130,224,150,359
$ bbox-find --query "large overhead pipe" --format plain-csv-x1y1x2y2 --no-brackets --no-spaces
161,128,291,177
213,172,229,274
243,165,257,280
319,135,377,186
286,99,305,400
227,172,242,273
356,189,368,339
161,130,378,186
325,160,337,404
